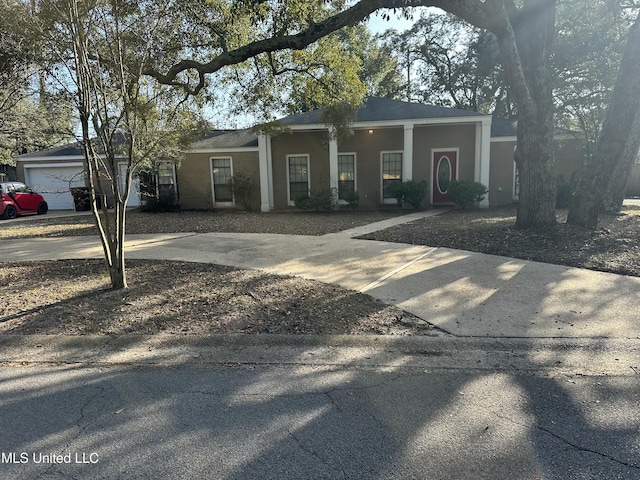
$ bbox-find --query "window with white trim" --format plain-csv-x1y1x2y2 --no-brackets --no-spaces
338,154,356,200
288,155,309,203
157,161,176,187
157,161,177,201
382,152,402,199
212,158,233,203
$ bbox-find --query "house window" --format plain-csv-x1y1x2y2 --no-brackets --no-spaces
212,158,233,203
157,161,175,187
382,152,403,200
288,155,309,203
338,154,356,200
157,161,177,201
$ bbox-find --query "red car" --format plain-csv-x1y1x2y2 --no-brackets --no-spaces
0,182,48,219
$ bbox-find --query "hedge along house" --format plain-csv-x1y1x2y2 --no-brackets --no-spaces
178,96,586,212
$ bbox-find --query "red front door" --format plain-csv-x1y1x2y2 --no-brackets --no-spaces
432,151,458,204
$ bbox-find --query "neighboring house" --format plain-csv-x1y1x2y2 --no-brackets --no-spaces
14,142,147,210
178,97,586,211
14,97,591,210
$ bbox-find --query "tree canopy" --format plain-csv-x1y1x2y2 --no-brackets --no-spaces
0,0,74,163
8,0,640,236
380,12,511,115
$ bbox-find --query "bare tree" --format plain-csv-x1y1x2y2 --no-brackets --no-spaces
48,0,205,288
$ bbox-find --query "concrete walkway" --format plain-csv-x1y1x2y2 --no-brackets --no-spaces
2,210,639,339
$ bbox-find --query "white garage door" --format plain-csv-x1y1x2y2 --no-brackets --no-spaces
25,165,85,210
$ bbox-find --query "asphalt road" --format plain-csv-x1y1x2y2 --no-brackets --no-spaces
2,209,639,478
1,353,639,480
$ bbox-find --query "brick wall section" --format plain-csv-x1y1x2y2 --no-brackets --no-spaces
489,141,517,205
489,137,586,206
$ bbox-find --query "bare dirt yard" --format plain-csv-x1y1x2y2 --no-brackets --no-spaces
1,209,435,336
362,203,640,278
1,204,638,336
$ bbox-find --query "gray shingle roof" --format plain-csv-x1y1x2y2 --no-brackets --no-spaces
16,132,136,159
279,97,490,125
18,142,84,159
490,116,518,137
17,100,522,159
190,129,258,149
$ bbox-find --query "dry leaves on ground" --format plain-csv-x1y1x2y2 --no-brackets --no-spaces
0,260,439,336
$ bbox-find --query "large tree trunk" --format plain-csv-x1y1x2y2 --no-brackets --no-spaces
499,0,557,229
567,11,640,229
514,114,557,229
441,0,557,228
602,112,640,212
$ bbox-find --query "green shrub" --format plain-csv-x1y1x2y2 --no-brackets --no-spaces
228,172,259,211
294,194,312,210
140,194,179,212
389,181,428,209
294,188,337,211
447,180,488,208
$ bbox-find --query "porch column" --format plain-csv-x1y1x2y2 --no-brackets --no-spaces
329,131,339,205
403,124,414,181
258,134,273,212
475,119,492,207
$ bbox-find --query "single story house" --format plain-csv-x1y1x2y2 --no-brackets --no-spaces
179,96,585,211
15,97,593,211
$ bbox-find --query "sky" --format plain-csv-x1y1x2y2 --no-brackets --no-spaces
366,7,427,34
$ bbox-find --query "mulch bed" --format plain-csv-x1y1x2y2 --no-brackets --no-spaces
360,206,640,277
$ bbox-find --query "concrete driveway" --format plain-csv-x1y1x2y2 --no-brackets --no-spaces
1,210,639,339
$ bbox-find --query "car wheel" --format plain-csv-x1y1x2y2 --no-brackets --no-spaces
37,202,48,215
2,205,17,219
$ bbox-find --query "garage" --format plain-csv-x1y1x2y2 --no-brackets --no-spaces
23,163,85,210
